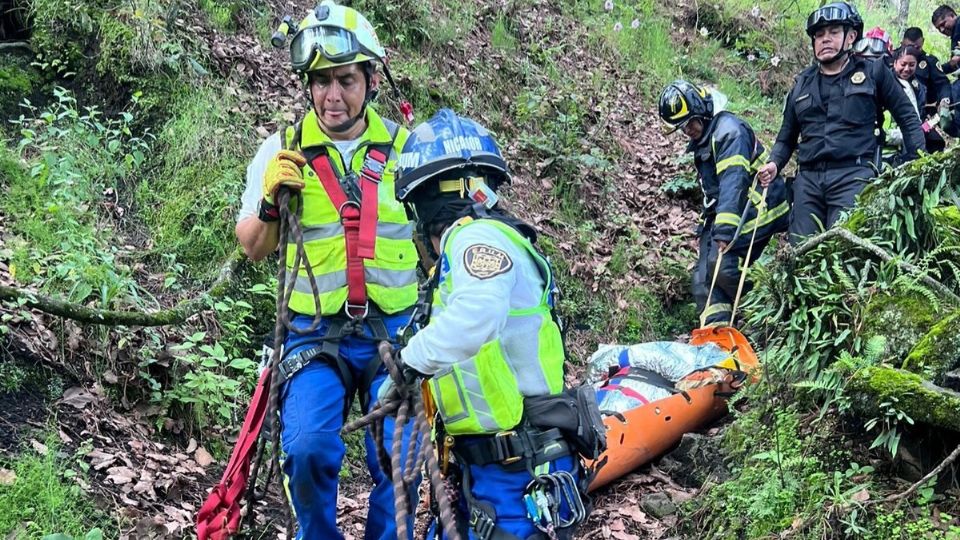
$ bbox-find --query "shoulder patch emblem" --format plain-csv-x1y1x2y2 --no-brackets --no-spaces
463,244,513,279
851,71,866,85
919,60,928,69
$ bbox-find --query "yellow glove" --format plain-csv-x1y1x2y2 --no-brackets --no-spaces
262,149,307,205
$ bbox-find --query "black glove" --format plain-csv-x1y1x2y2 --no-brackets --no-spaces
397,351,428,385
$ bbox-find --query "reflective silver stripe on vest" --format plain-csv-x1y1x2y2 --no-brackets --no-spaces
290,267,415,295
460,360,501,432
290,270,347,294
298,222,411,244
433,372,470,425
299,223,344,243
365,267,418,288
503,311,554,395
378,221,414,240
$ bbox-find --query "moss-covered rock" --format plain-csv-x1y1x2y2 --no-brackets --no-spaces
862,292,941,363
0,55,34,120
842,364,960,432
902,308,960,383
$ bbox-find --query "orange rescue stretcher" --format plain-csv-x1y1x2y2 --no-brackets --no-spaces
587,326,761,491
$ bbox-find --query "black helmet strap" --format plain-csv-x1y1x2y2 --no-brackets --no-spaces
811,26,853,66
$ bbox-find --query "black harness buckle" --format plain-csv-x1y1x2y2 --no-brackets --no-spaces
468,506,496,540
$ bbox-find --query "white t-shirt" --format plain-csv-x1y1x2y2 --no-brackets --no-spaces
236,133,362,222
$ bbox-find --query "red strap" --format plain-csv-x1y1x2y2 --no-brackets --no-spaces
310,155,368,316
196,369,272,540
357,149,387,260
601,383,651,405
311,155,349,211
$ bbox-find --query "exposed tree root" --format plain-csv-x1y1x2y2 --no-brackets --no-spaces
0,249,243,326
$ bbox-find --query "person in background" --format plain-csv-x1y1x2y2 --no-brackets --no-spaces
884,46,927,166
932,5,960,74
757,2,924,243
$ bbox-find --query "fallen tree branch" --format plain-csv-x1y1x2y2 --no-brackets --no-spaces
873,443,960,506
0,41,31,52
794,228,960,305
0,249,245,326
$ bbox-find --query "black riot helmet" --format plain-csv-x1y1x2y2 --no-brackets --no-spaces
658,80,714,134
805,2,864,64
806,2,864,38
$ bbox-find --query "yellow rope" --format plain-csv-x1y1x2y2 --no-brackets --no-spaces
729,185,769,326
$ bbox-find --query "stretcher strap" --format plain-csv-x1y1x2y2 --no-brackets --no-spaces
196,369,273,539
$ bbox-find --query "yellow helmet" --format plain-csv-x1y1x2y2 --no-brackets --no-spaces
289,1,386,74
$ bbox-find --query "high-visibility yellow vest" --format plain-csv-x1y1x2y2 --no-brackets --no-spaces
428,218,565,435
284,108,418,316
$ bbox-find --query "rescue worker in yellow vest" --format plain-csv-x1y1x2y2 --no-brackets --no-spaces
384,109,597,539
658,81,789,327
234,2,419,539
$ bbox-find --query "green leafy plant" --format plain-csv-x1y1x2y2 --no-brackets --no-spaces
163,295,259,431
6,87,153,308
864,396,915,458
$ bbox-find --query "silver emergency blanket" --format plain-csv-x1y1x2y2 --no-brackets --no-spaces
588,342,730,413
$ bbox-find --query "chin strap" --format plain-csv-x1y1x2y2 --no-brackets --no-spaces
304,60,413,134
814,27,853,66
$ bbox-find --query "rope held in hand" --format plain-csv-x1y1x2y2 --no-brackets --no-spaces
244,188,324,538
242,188,460,539
344,343,463,540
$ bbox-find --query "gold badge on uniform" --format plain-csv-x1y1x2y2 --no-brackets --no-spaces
851,71,866,84
464,244,513,279
920,60,928,69
912,79,920,89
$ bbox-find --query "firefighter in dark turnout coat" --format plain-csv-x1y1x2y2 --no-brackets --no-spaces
659,80,789,327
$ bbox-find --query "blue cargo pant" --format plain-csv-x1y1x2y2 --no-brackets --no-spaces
280,313,418,540
427,455,579,539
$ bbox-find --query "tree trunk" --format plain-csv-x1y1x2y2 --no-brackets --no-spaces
893,0,910,33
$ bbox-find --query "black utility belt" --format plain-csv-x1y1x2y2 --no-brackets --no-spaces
453,427,570,471
800,157,873,171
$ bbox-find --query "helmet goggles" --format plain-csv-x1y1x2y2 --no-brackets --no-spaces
806,4,855,35
289,24,376,72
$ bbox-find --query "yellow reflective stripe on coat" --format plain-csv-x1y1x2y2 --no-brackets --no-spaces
739,200,790,235
716,155,751,174
715,212,741,227
750,149,769,173
283,107,418,316
428,218,565,436
702,302,732,318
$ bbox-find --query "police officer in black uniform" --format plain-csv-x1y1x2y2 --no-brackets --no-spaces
932,5,960,74
900,27,951,110
659,81,789,327
757,2,925,244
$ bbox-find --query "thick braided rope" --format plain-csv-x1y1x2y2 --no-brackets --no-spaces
243,188,329,538
344,344,463,540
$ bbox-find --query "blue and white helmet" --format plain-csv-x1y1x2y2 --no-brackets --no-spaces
395,109,511,202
